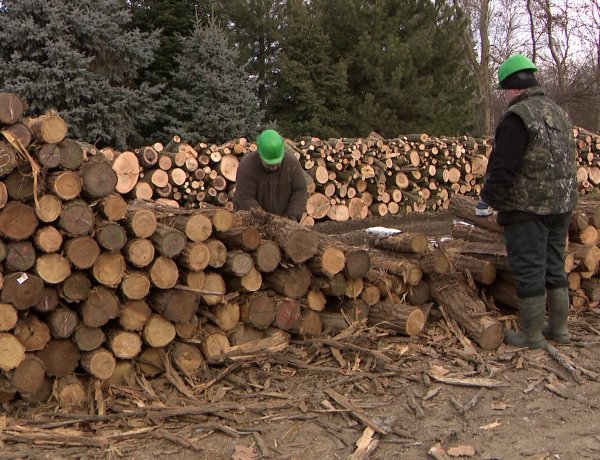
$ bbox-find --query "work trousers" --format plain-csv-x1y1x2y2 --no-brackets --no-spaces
503,212,571,298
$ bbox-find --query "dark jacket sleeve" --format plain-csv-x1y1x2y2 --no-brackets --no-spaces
232,157,262,211
284,159,308,221
481,113,529,207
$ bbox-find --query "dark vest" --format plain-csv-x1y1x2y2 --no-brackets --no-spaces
495,87,577,214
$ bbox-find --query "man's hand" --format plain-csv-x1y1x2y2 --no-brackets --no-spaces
475,199,493,217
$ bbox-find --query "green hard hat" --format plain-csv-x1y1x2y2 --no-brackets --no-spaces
498,54,538,87
256,129,285,165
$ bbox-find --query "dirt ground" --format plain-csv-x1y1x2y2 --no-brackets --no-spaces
2,211,600,460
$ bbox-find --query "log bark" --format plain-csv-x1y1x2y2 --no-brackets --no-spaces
367,301,426,336
449,195,503,233
371,254,422,286
237,210,318,263
430,274,504,350
150,289,199,324
369,232,428,254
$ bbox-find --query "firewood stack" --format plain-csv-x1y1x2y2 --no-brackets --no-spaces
112,127,598,225
446,194,600,315
0,92,433,405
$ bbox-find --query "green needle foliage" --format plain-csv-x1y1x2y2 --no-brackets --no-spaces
160,14,263,145
0,0,162,148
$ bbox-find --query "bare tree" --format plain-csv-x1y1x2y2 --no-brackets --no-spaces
455,0,494,135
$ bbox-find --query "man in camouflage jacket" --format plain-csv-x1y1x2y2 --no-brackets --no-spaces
481,54,577,349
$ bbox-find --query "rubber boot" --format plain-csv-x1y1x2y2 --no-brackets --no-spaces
542,287,571,343
504,295,547,349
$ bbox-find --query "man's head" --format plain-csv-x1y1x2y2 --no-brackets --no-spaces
257,129,284,171
497,54,539,101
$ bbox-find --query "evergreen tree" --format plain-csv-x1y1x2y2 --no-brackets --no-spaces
318,0,475,137
268,0,350,138
129,0,197,86
214,0,286,110
0,0,161,148
160,15,263,144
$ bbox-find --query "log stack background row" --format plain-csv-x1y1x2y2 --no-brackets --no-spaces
107,124,598,224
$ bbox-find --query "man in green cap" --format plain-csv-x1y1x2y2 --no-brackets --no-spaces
480,54,577,349
233,129,308,222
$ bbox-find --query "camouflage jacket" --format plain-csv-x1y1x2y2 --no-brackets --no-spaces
492,87,577,215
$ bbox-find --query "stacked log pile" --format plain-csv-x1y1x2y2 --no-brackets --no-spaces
116,127,598,224
446,194,600,314
0,90,597,406
0,93,433,405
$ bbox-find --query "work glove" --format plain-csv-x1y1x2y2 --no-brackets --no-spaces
475,199,493,217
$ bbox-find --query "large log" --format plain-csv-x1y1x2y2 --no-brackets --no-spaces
150,289,199,324
265,265,312,299
0,92,26,124
1,272,44,310
80,347,116,380
449,195,503,233
37,339,80,377
367,301,426,336
236,210,318,263
430,274,504,350
0,201,38,240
